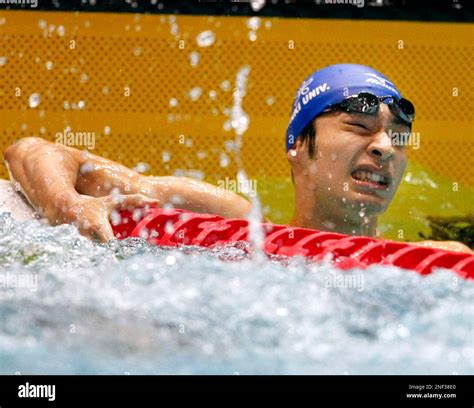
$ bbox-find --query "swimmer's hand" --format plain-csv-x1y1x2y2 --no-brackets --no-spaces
410,240,473,254
51,193,162,243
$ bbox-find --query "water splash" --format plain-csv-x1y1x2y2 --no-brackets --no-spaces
223,65,265,257
0,213,472,374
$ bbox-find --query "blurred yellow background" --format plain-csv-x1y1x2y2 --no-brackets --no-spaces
0,10,472,239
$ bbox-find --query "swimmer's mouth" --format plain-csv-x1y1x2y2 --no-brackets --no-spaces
351,167,392,188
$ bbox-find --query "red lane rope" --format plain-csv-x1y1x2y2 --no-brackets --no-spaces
111,208,474,279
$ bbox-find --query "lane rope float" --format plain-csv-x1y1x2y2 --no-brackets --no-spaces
111,207,474,279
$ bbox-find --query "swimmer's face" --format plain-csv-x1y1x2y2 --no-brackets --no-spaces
288,104,409,224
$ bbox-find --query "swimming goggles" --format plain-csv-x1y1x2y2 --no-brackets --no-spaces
327,92,415,125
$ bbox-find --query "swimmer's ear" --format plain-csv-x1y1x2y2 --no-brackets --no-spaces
286,139,303,163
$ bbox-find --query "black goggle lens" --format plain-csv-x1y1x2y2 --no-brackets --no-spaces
337,92,415,124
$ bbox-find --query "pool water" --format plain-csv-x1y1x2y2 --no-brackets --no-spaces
0,212,472,374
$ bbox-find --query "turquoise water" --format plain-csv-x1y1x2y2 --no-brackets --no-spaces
0,212,472,374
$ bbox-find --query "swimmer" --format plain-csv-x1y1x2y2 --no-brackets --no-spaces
2,63,472,253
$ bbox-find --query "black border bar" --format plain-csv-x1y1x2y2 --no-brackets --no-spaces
0,0,473,23
0,375,472,403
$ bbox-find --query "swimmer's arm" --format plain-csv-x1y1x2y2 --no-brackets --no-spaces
56,145,253,219
5,137,256,221
141,176,254,220
409,240,473,254
59,142,255,219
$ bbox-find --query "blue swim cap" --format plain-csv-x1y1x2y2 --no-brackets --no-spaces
285,63,403,152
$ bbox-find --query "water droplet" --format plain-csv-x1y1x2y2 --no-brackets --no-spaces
188,87,202,101
265,96,274,105
102,86,110,95
164,221,174,234
110,210,122,226
248,31,257,42
165,255,176,265
162,150,171,163
170,23,179,37
169,98,178,107
28,93,41,108
265,21,272,29
80,162,94,174
45,60,53,70
209,90,217,100
77,100,86,109
134,47,141,56
219,152,230,168
220,80,230,92
38,20,47,30
139,228,149,240
247,17,261,31
189,51,200,67
196,30,215,47
104,126,111,135
133,163,150,173
0,56,7,66
57,25,65,36
250,0,266,12
80,73,88,83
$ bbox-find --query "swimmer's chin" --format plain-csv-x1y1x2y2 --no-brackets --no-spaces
343,194,390,218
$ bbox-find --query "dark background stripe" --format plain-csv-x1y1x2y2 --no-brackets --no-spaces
1,0,473,23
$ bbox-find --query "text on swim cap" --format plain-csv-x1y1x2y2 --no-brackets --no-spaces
290,82,330,122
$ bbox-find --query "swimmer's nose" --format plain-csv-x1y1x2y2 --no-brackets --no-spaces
367,132,394,161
